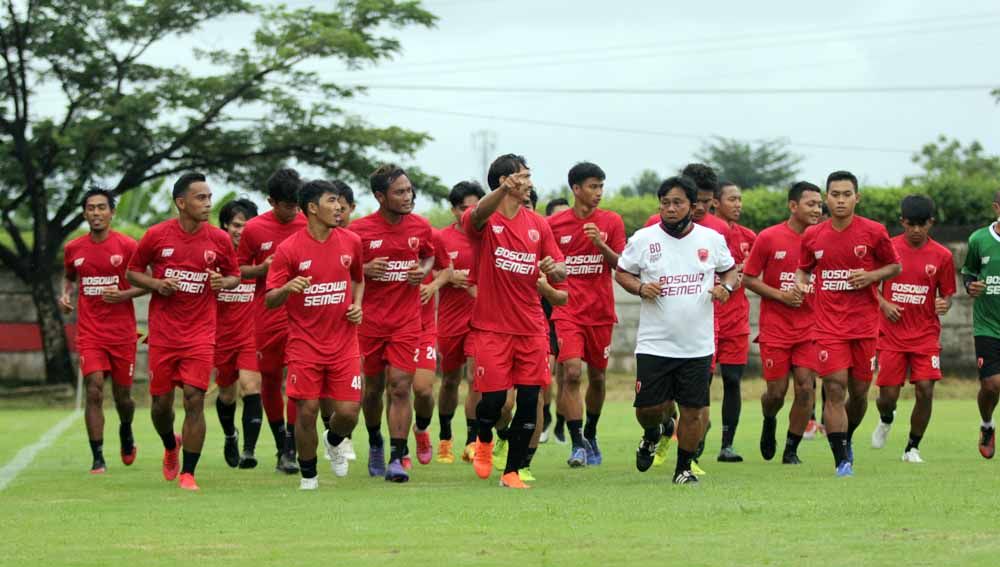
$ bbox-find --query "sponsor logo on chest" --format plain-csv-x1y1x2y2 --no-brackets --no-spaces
774,250,787,260
73,257,85,267
299,260,312,271
261,241,273,251
559,234,572,245
161,248,174,257
370,240,383,249
492,225,504,234
448,250,459,260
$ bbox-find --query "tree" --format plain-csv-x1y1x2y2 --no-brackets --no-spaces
695,137,802,189
905,135,1000,185
617,169,661,197
0,0,443,384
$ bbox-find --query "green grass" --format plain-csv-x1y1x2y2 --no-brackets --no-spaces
2,381,1000,566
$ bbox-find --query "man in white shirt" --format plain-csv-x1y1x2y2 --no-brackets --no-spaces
615,175,738,484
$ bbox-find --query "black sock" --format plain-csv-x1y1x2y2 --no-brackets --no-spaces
89,439,104,461
465,418,477,446
181,450,200,475
847,421,860,443
676,447,695,476
241,394,262,453
389,438,407,462
439,413,454,441
542,404,552,429
522,446,537,469
784,432,803,455
321,413,333,429
555,412,566,432
415,415,432,432
720,364,743,447
643,426,661,444
216,397,237,437
496,426,511,441
905,433,922,452
268,420,285,453
567,419,584,448
584,412,601,440
367,425,384,448
298,457,318,479
662,416,676,439
118,422,134,452
159,429,177,451
880,410,895,425
284,426,296,455
327,430,345,448
828,432,848,466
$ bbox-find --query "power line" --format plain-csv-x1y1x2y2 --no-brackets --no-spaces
348,84,997,96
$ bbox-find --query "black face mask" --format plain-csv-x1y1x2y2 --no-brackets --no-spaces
661,214,692,238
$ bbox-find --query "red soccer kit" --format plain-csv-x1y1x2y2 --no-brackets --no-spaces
129,219,239,395
717,223,756,365
214,276,258,387
434,223,478,373
876,236,956,386
462,206,564,393
64,231,139,387
547,208,626,369
799,215,899,380
348,211,434,376
417,266,438,372
743,222,818,381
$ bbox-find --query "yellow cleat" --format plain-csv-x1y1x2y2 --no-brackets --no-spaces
435,440,455,464
493,438,508,471
691,461,707,476
518,468,536,482
462,443,475,463
653,436,671,467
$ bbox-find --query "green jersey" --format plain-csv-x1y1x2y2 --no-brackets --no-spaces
962,224,1000,339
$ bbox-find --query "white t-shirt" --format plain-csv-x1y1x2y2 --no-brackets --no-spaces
617,223,735,358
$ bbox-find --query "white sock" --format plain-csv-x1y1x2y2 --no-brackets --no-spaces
983,420,995,429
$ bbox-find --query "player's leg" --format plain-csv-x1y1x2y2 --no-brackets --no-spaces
324,398,361,477
83,372,107,473
845,340,876,456
562,357,587,466
492,390,515,470
294,398,320,488
979,374,1000,458
464,373,480,462
179,383,207,488
718,363,745,462
412,361,436,466
822,369,851,474
148,347,181,480
110,381,136,466
216,381,240,468
581,324,611,465
873,384,900,448
437,366,462,463
781,367,814,464
633,353,674,472
672,355,712,483
237,369,263,468
362,369,387,475
385,365,414,480
553,362,567,443
759,375,788,462
901,378,933,462
500,384,540,488
541,379,553,442
519,394,543,481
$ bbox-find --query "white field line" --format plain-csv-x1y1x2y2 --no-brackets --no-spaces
0,410,81,491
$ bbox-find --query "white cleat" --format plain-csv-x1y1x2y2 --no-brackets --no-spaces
342,437,357,461
539,429,549,444
901,448,925,463
299,476,319,490
323,432,350,477
871,421,892,449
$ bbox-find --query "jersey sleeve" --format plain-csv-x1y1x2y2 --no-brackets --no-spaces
129,227,157,273
236,224,256,267
961,234,981,278
742,231,768,278
539,219,564,263
63,242,77,281
714,232,736,273
265,243,293,292
432,232,450,271
939,249,957,297
461,207,486,239
872,224,900,267
609,214,627,255
350,236,364,283
798,230,817,272
419,223,435,260
217,233,240,278
644,213,659,228
617,234,645,276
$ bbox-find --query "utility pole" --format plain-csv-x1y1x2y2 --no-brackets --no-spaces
470,129,496,184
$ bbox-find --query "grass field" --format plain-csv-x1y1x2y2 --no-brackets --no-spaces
2,378,1000,566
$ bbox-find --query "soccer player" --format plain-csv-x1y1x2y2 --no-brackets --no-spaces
743,181,823,464
61,188,145,474
870,195,955,462
348,163,434,482
713,181,756,462
265,180,365,490
543,197,571,444
127,173,240,490
796,170,901,477
616,175,737,485
237,168,306,474
960,190,1000,459
434,181,485,463
465,153,566,489
214,198,264,468
548,162,626,467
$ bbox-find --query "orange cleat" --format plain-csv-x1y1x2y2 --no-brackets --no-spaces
178,473,199,491
462,443,475,463
473,440,493,479
414,428,433,465
162,434,181,481
499,471,530,489
435,440,455,464
401,455,413,470
980,427,995,459
121,445,137,466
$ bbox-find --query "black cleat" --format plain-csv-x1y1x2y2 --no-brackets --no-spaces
782,452,802,465
673,470,699,485
760,418,777,461
224,431,240,468
636,439,656,472
717,446,744,462
90,456,107,474
276,451,299,474
238,450,258,469
553,423,567,445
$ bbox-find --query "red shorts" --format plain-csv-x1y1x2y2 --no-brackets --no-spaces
876,350,942,387
148,345,214,396
760,341,818,381
554,321,613,370
438,333,473,374
816,338,877,381
471,331,550,393
256,333,288,377
214,342,259,388
360,332,419,376
417,331,437,372
717,334,750,366
79,343,136,387
287,357,363,402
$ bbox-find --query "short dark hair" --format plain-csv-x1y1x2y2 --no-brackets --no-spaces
567,162,606,188
658,175,698,204
219,197,258,229
487,154,528,190
369,163,407,195
900,195,935,224
545,198,570,216
528,188,538,209
81,187,115,211
448,180,485,208
266,168,301,203
681,163,719,198
826,170,859,192
331,180,355,206
172,172,206,200
788,181,822,202
298,179,340,213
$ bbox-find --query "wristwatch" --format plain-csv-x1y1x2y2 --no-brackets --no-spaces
721,283,735,293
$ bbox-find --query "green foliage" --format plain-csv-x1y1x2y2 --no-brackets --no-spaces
599,193,660,235
616,169,661,197
695,137,803,189
735,189,790,232
906,136,1000,184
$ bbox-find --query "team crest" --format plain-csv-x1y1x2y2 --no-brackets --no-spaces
819,350,829,363
528,229,540,242
204,250,217,264
408,237,420,251
765,359,774,369
853,245,867,258
740,242,750,255
925,264,937,277
635,381,642,394
697,248,709,262
978,357,984,369
73,257,85,267
448,251,459,260
109,254,123,267
340,255,352,269
476,366,485,378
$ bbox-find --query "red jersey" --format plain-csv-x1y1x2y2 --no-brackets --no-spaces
644,212,730,237
547,208,626,326
216,277,256,351
420,232,437,337
743,222,815,346
717,223,756,338
63,230,138,347
265,228,364,364
236,210,307,344
434,223,477,338
347,211,434,337
462,206,564,336
878,235,956,353
129,219,239,348
798,215,899,340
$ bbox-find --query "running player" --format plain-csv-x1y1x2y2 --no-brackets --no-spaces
548,162,626,467
543,197,571,444
214,198,264,468
466,153,566,489
348,163,434,482
61,188,144,474
743,181,822,464
127,173,241,490
713,181,756,462
236,168,306,474
796,170,901,477
870,195,955,462
960,190,1000,459
265,180,365,490
616,175,737,485
434,181,485,463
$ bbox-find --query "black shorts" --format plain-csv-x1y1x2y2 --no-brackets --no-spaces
633,353,713,409
975,336,1000,380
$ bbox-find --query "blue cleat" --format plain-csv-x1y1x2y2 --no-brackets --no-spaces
368,445,386,477
836,460,854,478
567,444,588,468
586,437,602,466
385,458,409,483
